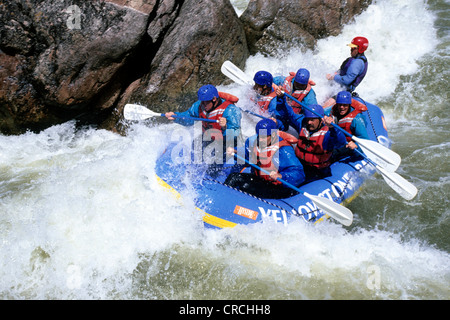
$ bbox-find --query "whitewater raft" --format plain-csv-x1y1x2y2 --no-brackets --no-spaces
155,98,390,229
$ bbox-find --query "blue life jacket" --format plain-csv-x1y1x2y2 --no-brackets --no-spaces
339,54,368,91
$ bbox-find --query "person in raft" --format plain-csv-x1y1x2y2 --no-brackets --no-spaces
324,36,369,107
277,102,347,179
251,70,297,132
279,68,318,114
225,118,305,199
324,90,369,161
165,84,242,163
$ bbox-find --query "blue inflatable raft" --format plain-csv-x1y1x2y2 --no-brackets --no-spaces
155,98,390,229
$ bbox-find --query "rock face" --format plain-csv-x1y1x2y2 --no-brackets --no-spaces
117,0,249,118
0,0,151,133
241,0,371,55
0,0,370,135
0,0,247,134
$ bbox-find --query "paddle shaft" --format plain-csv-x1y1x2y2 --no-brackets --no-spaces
243,109,272,120
170,114,218,123
124,104,218,123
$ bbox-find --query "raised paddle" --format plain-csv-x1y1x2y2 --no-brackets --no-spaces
123,104,218,123
232,153,354,226
221,60,253,86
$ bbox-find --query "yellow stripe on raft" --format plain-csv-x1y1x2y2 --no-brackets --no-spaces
156,175,237,229
156,175,362,228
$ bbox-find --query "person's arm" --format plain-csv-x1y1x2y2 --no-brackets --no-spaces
323,126,347,152
350,114,369,139
302,89,318,106
274,147,306,187
268,97,289,131
276,95,304,133
222,104,242,136
168,101,201,126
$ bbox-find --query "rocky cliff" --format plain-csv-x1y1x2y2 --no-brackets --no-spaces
0,0,370,135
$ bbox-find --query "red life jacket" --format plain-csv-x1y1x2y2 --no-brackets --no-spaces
331,99,367,142
198,92,239,132
252,132,297,185
255,91,277,111
282,72,316,114
295,125,331,169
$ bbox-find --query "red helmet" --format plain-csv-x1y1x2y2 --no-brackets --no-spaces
348,37,369,54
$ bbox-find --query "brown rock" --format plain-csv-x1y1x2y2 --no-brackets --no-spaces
241,0,371,55
0,0,369,135
119,0,248,116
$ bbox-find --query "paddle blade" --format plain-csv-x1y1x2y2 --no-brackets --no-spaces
376,166,418,200
221,61,254,86
124,104,161,121
303,192,353,226
353,137,402,172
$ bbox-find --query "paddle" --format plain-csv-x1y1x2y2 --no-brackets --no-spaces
221,60,417,200
232,153,353,226
123,103,218,123
221,60,253,86
354,149,418,200
243,109,270,120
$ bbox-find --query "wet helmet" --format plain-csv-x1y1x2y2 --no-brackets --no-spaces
255,118,277,136
348,37,369,54
197,84,219,101
294,68,310,85
303,104,324,119
336,91,352,104
254,71,273,87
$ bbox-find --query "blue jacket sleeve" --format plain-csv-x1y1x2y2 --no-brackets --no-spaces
174,101,200,126
276,96,304,133
268,97,290,131
175,100,241,138
334,58,365,88
222,104,242,137
302,89,318,106
350,113,369,139
275,146,305,187
323,126,347,152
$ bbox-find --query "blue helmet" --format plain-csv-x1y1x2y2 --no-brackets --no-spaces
304,104,324,119
336,91,352,104
294,68,310,85
254,71,273,87
255,119,277,136
197,84,219,101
